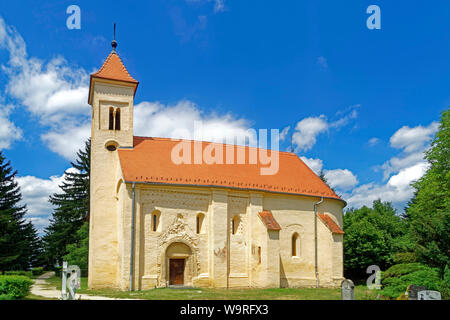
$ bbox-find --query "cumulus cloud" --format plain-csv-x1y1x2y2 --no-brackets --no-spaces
0,16,90,159
134,100,257,145
346,122,438,209
380,122,439,180
0,104,22,149
280,126,290,142
300,156,323,174
17,169,75,232
345,162,428,209
292,116,328,152
324,169,358,191
390,122,439,153
292,105,359,152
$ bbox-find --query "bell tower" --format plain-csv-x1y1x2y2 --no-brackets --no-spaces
87,30,139,289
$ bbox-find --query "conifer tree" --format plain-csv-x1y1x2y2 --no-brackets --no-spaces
0,151,41,270
42,139,90,267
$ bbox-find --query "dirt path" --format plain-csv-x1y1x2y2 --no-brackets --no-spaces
30,272,139,300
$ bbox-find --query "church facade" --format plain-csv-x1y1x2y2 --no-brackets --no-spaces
88,45,346,291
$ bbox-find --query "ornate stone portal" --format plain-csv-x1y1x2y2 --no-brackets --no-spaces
157,214,200,287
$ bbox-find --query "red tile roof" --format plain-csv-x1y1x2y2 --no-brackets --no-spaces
91,51,139,84
258,211,281,231
318,213,344,234
117,136,343,202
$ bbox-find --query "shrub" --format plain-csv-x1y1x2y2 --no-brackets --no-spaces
0,276,33,300
3,271,32,277
31,267,44,276
438,265,450,299
381,263,442,299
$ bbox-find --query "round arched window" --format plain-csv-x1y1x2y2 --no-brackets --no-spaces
105,140,118,152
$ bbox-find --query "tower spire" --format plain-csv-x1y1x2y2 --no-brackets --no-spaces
111,22,117,52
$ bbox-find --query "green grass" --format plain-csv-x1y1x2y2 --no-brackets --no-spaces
41,276,379,300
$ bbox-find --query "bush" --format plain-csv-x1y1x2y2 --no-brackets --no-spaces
3,271,32,277
0,276,33,300
438,265,450,299
31,267,44,276
381,263,443,299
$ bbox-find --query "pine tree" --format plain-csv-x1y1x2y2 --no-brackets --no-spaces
0,151,41,271
42,139,90,268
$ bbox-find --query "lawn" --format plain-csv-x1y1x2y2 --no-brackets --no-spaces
41,276,378,300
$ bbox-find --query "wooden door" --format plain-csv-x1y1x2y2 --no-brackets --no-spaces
169,259,185,286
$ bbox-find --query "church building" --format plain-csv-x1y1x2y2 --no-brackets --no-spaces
88,41,346,290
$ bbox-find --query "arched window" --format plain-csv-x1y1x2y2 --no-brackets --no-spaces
115,108,121,130
151,211,160,232
292,233,300,257
231,215,240,235
109,107,114,130
196,213,204,234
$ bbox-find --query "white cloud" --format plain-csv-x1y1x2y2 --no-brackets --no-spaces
300,156,323,174
292,116,328,152
0,104,22,149
292,105,359,152
344,163,426,209
17,169,76,232
379,121,438,180
134,100,256,145
41,123,91,160
390,122,439,153
280,126,290,141
324,169,358,191
0,16,90,159
345,122,438,209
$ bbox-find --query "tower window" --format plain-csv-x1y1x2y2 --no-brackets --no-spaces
109,107,114,130
115,109,121,130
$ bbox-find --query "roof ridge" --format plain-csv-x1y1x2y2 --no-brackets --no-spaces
133,135,298,156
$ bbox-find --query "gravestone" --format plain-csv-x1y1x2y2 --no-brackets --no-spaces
418,290,441,300
407,285,427,300
341,279,355,300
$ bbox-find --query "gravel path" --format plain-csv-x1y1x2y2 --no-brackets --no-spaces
30,272,139,300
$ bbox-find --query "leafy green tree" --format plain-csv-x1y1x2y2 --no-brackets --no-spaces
42,140,90,268
63,222,89,271
405,109,450,274
0,151,41,271
343,200,410,279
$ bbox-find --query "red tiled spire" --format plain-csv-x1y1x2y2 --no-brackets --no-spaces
91,51,138,84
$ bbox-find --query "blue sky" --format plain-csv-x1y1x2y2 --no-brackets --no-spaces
0,0,448,232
